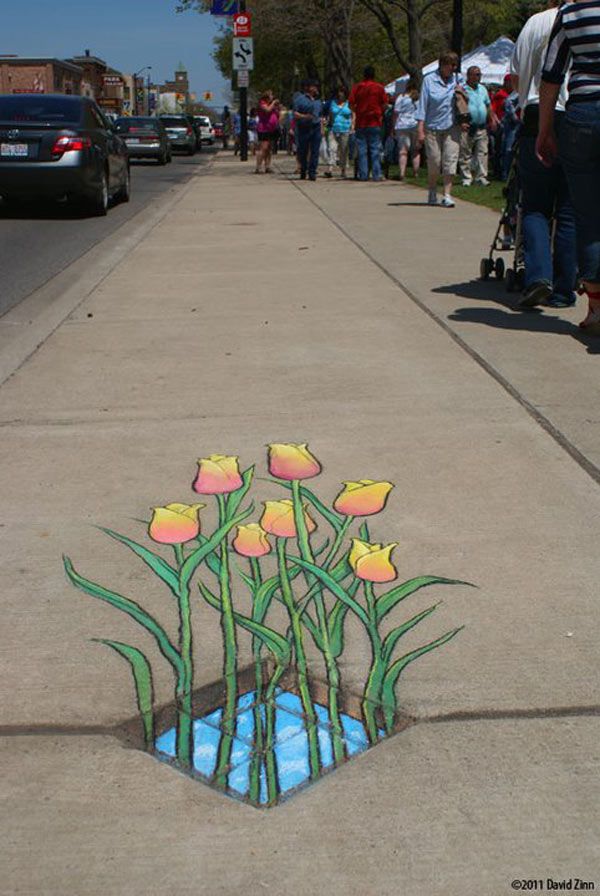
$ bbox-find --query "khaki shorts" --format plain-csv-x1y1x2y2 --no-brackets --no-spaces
425,126,461,176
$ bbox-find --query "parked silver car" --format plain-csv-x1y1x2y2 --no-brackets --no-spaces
115,117,172,165
158,115,196,155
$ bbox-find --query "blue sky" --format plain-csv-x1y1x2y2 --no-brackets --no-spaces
3,0,230,107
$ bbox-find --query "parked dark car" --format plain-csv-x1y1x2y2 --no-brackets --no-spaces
115,116,171,165
158,114,196,155
0,94,130,215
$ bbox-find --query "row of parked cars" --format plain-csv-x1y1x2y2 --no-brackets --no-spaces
0,93,215,217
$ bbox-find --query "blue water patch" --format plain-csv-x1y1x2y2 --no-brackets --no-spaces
155,689,373,804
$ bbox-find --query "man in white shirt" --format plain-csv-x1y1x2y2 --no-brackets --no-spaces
510,0,577,309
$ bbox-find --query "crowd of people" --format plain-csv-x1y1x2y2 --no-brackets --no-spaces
218,0,600,335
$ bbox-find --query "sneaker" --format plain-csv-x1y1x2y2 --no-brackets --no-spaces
475,177,490,186
518,280,553,308
461,179,472,187
545,293,577,308
427,189,438,206
440,195,455,208
308,175,317,181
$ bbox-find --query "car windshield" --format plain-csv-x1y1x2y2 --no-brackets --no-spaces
196,117,210,126
160,117,187,127
115,118,159,133
0,96,81,124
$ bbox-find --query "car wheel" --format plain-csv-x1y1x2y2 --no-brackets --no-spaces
87,170,109,217
116,166,131,204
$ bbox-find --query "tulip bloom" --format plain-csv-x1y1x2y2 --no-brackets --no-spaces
233,523,272,558
349,538,398,584
267,443,322,481
333,480,394,517
192,454,243,495
148,503,204,545
260,499,317,539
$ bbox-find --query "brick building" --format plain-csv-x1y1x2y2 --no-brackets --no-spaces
0,56,82,95
159,62,190,106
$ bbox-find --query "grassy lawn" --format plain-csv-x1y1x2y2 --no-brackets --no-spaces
387,166,506,213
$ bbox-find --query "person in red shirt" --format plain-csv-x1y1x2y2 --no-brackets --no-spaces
349,65,388,181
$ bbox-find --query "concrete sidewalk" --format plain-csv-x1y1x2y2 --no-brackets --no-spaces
1,153,598,895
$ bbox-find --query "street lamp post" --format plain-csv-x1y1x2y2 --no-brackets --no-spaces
133,66,152,115
239,0,248,162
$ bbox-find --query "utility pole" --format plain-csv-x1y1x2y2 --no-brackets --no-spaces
239,0,248,161
451,0,463,69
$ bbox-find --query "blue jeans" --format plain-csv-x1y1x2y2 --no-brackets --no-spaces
355,127,382,181
559,101,600,283
296,125,322,179
519,121,577,299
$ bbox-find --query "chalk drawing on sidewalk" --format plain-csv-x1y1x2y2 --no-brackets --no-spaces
64,444,472,807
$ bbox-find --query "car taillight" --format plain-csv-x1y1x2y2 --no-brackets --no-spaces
186,127,193,135
51,135,92,156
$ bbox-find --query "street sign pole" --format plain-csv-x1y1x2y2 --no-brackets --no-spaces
238,0,248,162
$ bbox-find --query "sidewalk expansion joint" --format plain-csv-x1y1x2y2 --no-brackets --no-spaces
2,704,598,740
285,173,600,490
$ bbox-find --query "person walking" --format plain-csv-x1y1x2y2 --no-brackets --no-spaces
349,66,388,181
416,51,464,207
293,79,323,181
511,0,577,309
329,87,353,177
537,0,600,332
255,90,280,174
458,66,497,186
221,105,232,150
393,79,421,180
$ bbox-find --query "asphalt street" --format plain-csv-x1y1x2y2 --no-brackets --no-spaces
0,148,215,318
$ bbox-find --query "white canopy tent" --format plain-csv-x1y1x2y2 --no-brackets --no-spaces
385,36,515,95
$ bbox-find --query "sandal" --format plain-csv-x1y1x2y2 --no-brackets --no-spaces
579,297,600,334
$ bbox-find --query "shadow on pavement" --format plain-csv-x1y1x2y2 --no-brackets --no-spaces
449,305,600,354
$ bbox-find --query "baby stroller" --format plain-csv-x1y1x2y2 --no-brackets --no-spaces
479,148,524,292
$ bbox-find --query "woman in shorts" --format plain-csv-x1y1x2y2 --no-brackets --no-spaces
393,78,421,180
256,90,280,174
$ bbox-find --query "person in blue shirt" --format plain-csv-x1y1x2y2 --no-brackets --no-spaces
416,50,465,207
293,79,324,181
457,66,497,186
328,87,353,178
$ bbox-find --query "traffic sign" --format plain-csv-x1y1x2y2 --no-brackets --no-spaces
210,0,238,14
233,12,252,37
232,37,254,71
237,70,249,87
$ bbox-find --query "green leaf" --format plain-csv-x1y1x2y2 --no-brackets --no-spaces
382,604,439,665
234,563,256,595
63,556,182,676
327,601,349,659
99,527,180,595
226,465,255,519
199,581,291,667
194,534,221,578
93,639,154,747
376,576,473,624
287,556,369,626
180,503,254,589
253,574,281,625
381,627,464,709
358,521,371,541
267,478,344,533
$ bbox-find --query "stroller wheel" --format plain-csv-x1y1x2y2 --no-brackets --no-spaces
494,258,505,280
505,268,516,292
480,257,494,280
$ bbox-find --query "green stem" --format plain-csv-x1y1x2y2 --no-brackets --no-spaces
291,480,345,764
277,537,320,780
362,582,385,745
249,557,264,804
323,515,354,571
263,662,286,806
214,494,238,788
175,547,193,768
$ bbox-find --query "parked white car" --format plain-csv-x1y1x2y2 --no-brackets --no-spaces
194,116,214,145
